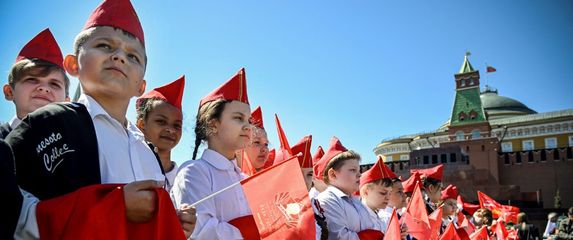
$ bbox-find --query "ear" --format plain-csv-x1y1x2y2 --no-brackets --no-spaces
3,84,14,101
208,118,219,135
136,79,146,97
327,168,337,181
136,118,145,131
64,54,79,77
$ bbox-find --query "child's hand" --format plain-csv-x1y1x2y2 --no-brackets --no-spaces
123,180,164,222
400,222,409,240
177,204,197,238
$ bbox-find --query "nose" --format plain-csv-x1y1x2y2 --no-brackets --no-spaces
111,50,126,64
37,84,51,94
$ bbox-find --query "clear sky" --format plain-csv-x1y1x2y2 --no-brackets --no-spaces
1,0,572,165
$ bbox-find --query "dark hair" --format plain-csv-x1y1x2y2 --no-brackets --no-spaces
323,150,361,184
422,177,441,190
517,212,528,224
8,59,70,96
478,208,494,225
73,27,147,68
136,98,163,121
364,178,393,189
192,99,230,160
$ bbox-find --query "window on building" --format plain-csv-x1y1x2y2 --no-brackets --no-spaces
541,150,547,161
450,153,457,162
461,80,466,87
504,153,510,165
399,162,404,170
545,138,557,149
471,130,481,139
554,149,560,160
569,136,573,147
423,155,429,164
459,112,467,121
470,79,475,85
441,154,447,163
400,155,409,160
456,131,465,141
522,140,534,151
386,155,393,162
567,147,572,159
470,110,477,120
502,142,513,152
528,151,534,162
516,153,522,163
432,155,438,164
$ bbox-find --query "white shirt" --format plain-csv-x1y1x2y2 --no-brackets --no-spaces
9,115,22,130
360,200,389,233
316,186,373,240
309,187,320,200
15,95,164,239
171,149,251,240
543,220,556,237
164,161,179,192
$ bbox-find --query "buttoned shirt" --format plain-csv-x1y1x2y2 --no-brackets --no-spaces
317,186,373,240
171,149,251,239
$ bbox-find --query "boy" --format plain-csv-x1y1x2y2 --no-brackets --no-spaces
1,28,70,139
6,0,191,238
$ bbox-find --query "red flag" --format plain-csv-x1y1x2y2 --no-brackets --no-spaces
239,149,257,176
507,228,519,240
477,191,520,223
457,195,479,216
36,184,186,240
240,156,315,239
439,222,460,240
457,213,476,238
486,66,496,73
492,220,508,239
428,206,443,240
262,149,276,169
384,209,401,240
273,114,293,164
402,181,431,240
469,226,490,240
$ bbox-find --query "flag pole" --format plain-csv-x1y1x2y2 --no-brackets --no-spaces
189,181,242,208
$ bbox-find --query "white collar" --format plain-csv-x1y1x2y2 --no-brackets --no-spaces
9,115,22,130
202,149,241,172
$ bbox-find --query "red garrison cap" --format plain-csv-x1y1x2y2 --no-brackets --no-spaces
84,0,145,45
200,68,248,107
137,75,185,110
16,28,63,69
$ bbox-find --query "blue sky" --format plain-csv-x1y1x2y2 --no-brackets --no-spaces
1,0,572,164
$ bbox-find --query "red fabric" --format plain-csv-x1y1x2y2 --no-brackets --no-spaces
428,206,443,240
200,68,249,107
457,195,479,216
262,149,276,169
410,164,443,181
486,66,496,73
312,136,348,180
477,191,520,223
291,135,313,168
492,220,508,239
240,156,316,239
360,156,397,188
469,226,490,240
251,106,264,129
402,172,421,193
16,28,63,69
137,75,185,110
36,184,185,240
272,114,293,165
440,184,458,200
440,222,461,240
312,146,324,166
507,229,520,240
84,0,145,45
383,209,400,240
457,213,476,239
402,182,431,240
228,215,261,240
239,149,257,176
357,229,384,240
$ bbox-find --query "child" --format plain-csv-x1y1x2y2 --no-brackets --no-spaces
439,184,460,232
6,0,190,238
358,157,396,238
1,28,70,139
238,106,269,175
411,164,443,214
310,145,327,199
315,136,379,239
136,75,185,191
171,68,258,239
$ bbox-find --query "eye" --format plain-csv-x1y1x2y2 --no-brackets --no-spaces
128,53,141,64
173,124,182,130
24,78,38,84
50,82,62,89
155,119,166,125
96,43,111,50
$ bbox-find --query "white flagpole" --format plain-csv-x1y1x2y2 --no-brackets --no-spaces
189,181,242,208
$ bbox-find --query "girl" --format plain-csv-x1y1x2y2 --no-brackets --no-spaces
411,164,444,214
237,106,269,175
171,68,257,239
136,76,184,191
315,137,379,239
439,184,460,233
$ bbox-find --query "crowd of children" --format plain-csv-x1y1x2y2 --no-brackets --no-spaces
2,0,568,240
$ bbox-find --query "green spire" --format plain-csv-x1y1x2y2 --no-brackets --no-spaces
458,51,475,74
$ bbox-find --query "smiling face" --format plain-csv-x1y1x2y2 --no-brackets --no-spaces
66,26,146,103
137,100,183,152
244,127,269,169
4,66,68,119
